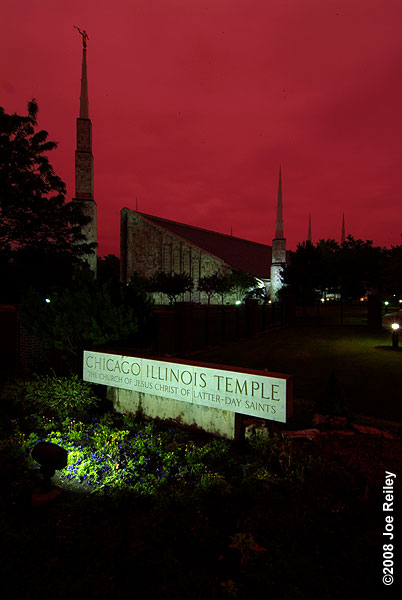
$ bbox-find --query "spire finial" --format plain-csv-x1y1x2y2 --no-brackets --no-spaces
74,26,89,49
308,214,312,242
275,166,284,238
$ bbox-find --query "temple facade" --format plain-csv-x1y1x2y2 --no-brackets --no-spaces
120,169,286,304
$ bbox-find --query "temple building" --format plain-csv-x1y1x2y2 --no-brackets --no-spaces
71,34,289,298
70,36,353,300
120,169,287,303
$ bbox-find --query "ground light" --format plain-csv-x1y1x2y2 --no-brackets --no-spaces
391,323,399,349
31,441,68,505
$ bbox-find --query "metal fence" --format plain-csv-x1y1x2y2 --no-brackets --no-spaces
153,302,284,354
295,301,368,326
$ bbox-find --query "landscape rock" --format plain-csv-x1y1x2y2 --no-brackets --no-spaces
351,424,397,439
312,414,349,429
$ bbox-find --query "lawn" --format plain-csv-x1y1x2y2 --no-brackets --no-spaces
186,325,402,426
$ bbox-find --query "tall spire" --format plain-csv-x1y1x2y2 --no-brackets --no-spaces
341,213,345,244
73,27,97,276
308,214,312,243
270,167,287,301
80,46,89,118
275,166,284,239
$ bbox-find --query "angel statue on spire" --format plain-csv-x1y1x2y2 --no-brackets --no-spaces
74,26,89,48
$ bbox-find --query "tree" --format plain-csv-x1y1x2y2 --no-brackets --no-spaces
281,241,324,303
229,270,259,302
383,242,402,298
0,100,94,299
198,274,221,305
20,271,154,362
150,271,193,304
338,236,384,299
197,272,234,305
97,254,120,283
282,237,387,303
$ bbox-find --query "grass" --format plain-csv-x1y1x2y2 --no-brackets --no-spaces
186,325,402,426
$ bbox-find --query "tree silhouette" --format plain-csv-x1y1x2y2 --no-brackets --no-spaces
0,100,94,299
150,271,193,304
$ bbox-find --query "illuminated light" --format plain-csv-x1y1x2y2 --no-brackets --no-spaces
321,298,325,303
45,298,51,304
384,301,389,306
235,300,242,305
391,323,400,330
268,300,272,304
399,300,402,304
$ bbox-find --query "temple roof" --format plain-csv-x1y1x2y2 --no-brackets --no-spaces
129,210,272,279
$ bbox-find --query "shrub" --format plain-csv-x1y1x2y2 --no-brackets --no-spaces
8,373,100,418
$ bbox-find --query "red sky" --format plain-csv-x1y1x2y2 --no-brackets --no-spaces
1,0,402,257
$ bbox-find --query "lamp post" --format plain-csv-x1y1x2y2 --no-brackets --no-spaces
391,323,399,349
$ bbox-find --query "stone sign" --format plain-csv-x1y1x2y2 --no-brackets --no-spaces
83,351,292,424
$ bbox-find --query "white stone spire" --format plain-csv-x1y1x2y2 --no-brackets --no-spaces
73,29,97,276
80,46,89,118
275,166,284,239
270,167,287,300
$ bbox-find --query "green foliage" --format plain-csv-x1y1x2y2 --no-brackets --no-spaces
380,241,402,297
150,271,193,304
2,401,325,501
7,373,100,418
282,236,389,302
229,270,259,302
20,270,154,357
281,241,326,304
0,100,95,301
97,254,120,283
198,271,234,305
0,374,396,600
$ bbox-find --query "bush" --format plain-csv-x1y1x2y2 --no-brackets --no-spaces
7,373,100,418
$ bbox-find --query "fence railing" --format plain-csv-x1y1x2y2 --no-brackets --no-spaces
294,296,382,327
153,302,284,354
2,295,382,375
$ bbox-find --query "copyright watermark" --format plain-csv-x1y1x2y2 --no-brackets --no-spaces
382,470,396,586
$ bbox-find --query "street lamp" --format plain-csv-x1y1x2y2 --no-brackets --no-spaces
391,323,399,349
